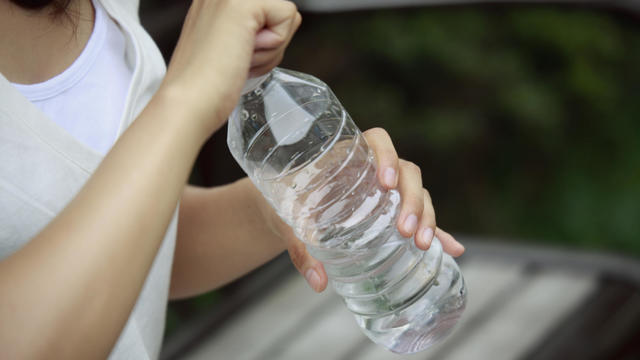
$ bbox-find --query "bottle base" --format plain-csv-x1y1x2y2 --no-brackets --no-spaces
355,254,467,354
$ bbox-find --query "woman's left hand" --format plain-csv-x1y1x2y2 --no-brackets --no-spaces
271,127,465,292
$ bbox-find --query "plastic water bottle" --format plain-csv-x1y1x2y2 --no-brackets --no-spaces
227,68,466,354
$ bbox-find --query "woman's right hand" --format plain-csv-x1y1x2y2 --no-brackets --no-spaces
160,0,301,137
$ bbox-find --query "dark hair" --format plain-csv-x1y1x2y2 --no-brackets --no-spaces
10,0,72,15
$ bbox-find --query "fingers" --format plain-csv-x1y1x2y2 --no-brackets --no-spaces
162,0,302,134
254,28,284,50
435,227,465,257
254,11,301,50
396,159,422,239
362,128,438,251
282,228,328,293
363,128,399,188
257,0,299,40
395,160,436,249
415,188,436,250
250,6,300,76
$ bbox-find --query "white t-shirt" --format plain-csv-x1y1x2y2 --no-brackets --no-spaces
11,0,133,155
0,1,174,359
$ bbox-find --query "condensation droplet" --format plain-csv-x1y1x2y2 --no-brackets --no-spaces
255,88,263,96
241,110,249,121
251,113,257,121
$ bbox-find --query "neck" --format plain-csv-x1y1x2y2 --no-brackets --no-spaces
0,0,94,84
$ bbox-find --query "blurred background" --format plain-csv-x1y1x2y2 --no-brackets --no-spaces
138,0,640,358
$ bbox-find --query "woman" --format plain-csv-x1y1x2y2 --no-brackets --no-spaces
0,0,464,358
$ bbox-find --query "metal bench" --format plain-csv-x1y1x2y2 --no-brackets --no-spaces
160,239,640,359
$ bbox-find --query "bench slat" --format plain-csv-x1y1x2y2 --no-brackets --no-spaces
442,269,597,360
184,273,333,360
352,259,527,359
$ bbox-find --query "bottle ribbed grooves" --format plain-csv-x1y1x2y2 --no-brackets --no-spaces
328,238,407,283
340,240,442,317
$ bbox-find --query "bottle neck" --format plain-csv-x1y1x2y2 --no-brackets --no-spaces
240,73,270,94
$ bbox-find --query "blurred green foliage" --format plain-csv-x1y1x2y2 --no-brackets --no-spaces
165,290,220,339
163,4,640,342
281,5,640,256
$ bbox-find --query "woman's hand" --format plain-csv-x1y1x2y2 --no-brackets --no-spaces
160,0,301,137
269,128,465,292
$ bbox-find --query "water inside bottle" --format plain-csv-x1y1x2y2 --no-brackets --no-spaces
231,68,466,354
250,117,466,353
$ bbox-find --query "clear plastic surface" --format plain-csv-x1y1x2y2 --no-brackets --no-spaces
228,68,467,354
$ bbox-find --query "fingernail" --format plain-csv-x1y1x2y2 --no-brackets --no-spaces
383,167,397,187
305,268,321,291
420,227,434,249
403,214,418,234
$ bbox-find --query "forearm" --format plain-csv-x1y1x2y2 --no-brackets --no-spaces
0,0,302,355
171,178,286,299
0,91,211,359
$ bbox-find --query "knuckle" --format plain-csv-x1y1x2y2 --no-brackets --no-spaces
381,149,397,163
415,192,425,210
401,160,421,177
365,127,389,139
404,195,423,212
422,195,436,224
413,163,422,177
422,189,434,209
422,188,432,201
412,162,422,177
286,0,298,14
423,207,436,223
424,218,437,229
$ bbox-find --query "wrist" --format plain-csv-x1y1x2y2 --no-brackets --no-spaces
154,80,229,142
